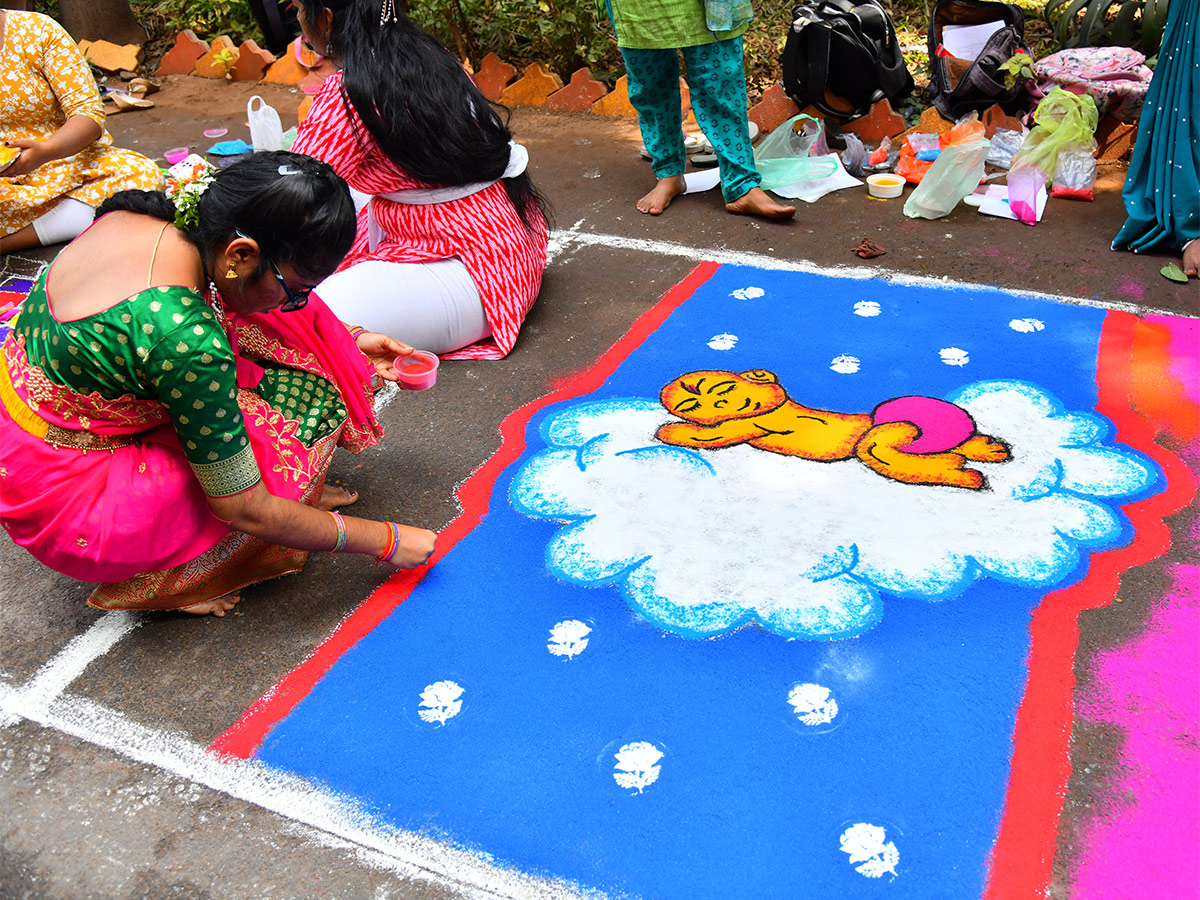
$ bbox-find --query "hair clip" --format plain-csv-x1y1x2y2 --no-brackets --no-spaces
379,0,398,26
278,164,301,176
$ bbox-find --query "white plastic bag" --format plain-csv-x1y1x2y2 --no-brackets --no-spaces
247,96,284,152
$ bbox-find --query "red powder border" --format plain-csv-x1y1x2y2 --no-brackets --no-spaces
210,262,723,760
982,310,1197,898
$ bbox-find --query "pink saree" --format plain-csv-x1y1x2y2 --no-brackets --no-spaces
0,295,381,611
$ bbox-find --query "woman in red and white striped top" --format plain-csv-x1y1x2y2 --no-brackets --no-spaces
290,0,549,360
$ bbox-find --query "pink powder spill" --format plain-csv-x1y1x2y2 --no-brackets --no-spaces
1114,276,1146,304
1072,561,1200,898
1146,315,1200,410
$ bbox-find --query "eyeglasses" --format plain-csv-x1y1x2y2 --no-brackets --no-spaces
233,230,311,313
269,260,311,313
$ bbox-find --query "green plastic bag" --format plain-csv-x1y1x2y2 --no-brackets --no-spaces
753,114,839,191
1009,88,1099,181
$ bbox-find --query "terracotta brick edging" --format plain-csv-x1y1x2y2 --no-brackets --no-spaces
148,35,1092,153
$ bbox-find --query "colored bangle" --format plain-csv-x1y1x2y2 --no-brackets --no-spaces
347,324,367,341
375,521,400,563
328,510,347,553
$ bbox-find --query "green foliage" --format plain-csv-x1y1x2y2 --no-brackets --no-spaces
29,0,62,18
406,0,621,77
128,0,264,45
998,51,1034,89
1044,0,1170,55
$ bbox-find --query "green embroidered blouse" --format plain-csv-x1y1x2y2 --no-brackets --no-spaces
15,274,260,497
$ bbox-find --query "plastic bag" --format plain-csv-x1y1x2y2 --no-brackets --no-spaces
1008,88,1097,181
1007,165,1046,225
841,132,866,177
903,115,989,219
985,128,1025,169
754,115,839,190
896,115,988,184
867,137,891,167
247,96,284,152
1050,145,1096,200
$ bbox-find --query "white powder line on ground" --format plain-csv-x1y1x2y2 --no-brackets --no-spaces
0,611,140,728
545,220,586,265
0,684,601,900
549,225,1183,319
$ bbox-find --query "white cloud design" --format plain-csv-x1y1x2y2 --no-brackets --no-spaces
707,333,738,351
509,381,1156,640
939,347,970,366
853,301,881,317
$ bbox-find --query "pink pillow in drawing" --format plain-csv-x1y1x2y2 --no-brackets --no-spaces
872,396,976,454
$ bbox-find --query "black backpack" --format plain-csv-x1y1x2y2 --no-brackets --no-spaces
781,0,915,120
927,0,1028,119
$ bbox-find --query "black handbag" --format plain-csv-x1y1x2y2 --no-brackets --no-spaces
927,0,1029,119
781,0,915,120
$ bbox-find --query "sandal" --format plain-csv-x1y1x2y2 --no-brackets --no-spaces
128,77,160,97
108,91,154,111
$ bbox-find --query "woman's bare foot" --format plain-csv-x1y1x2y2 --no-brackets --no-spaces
726,187,796,221
1182,240,1199,278
637,175,686,215
318,484,359,510
180,591,241,617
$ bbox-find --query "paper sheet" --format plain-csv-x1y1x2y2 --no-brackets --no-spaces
977,183,1048,223
773,153,863,202
942,21,1006,61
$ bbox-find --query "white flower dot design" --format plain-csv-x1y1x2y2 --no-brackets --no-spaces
417,680,464,726
840,823,900,879
787,683,839,725
830,355,861,374
547,620,592,659
1009,318,1045,333
613,741,663,794
730,286,765,301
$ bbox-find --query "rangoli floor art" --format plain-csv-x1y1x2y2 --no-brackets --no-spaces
215,263,1198,900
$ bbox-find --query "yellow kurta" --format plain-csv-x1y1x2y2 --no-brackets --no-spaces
0,11,162,236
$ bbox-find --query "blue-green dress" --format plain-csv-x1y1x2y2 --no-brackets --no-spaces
1112,0,1199,256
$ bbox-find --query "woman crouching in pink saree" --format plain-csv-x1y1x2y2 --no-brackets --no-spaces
0,151,436,614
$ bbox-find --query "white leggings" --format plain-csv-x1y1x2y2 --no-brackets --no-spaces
31,197,95,246
314,258,491,355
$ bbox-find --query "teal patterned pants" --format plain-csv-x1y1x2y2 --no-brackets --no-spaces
621,38,759,204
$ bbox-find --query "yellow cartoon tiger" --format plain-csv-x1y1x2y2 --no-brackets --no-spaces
656,369,1010,489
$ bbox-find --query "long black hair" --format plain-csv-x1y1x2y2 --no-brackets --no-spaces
96,151,357,281
298,0,549,232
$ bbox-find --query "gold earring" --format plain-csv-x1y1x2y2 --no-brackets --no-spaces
225,265,238,279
